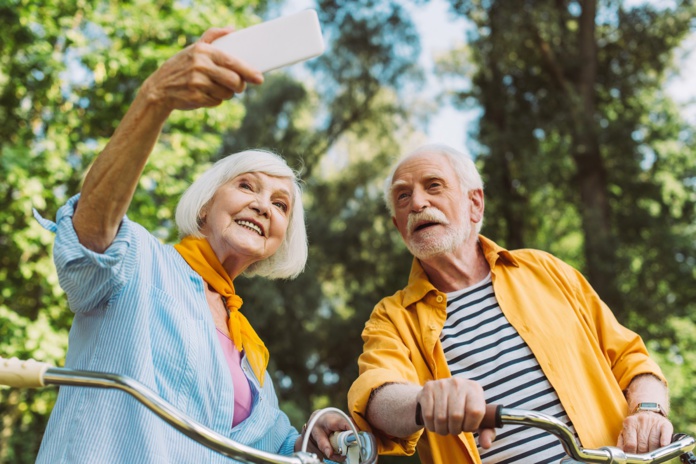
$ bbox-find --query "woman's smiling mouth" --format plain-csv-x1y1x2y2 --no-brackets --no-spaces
235,219,264,236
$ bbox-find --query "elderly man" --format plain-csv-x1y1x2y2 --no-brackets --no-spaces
347,144,672,464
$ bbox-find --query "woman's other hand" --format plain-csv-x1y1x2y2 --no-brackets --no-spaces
295,410,355,462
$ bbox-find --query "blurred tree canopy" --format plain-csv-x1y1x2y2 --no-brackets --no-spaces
1,0,695,463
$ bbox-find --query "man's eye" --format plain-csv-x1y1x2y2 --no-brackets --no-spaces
397,192,410,201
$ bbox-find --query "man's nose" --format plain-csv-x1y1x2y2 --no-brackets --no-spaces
410,188,430,212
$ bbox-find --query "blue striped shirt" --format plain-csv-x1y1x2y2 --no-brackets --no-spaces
35,195,299,463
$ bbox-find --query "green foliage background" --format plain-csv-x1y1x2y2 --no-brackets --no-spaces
0,1,694,463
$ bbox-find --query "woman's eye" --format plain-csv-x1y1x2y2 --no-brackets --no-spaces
240,182,252,190
274,202,288,212
428,182,442,189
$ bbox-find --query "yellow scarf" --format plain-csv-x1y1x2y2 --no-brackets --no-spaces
174,236,269,386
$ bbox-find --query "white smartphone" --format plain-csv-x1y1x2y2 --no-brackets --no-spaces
211,9,325,73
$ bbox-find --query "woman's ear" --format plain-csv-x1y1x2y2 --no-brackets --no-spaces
197,206,208,229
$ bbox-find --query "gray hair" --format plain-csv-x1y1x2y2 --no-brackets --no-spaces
383,143,484,233
175,150,307,280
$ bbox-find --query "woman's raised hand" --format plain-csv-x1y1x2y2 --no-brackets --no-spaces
139,26,264,113
73,26,264,253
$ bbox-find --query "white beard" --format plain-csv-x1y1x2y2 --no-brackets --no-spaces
406,208,471,260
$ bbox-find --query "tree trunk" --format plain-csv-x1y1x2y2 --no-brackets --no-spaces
572,0,625,318
487,2,526,249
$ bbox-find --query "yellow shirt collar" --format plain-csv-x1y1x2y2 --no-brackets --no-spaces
402,235,519,308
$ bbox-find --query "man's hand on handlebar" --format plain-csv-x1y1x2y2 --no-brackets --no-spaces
617,410,674,454
416,378,497,448
619,373,673,454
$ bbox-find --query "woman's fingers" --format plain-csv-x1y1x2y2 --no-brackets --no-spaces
209,50,263,86
142,27,263,112
200,25,236,44
300,411,352,459
200,26,264,85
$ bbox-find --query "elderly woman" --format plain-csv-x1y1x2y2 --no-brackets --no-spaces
35,26,348,463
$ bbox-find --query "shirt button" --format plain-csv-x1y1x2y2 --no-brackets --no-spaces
436,295,444,303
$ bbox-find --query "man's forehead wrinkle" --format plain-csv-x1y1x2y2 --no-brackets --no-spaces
392,170,447,187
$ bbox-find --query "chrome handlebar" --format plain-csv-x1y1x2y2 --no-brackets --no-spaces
415,402,695,463
0,357,377,464
489,404,695,464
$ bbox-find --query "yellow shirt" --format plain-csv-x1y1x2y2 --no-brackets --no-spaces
348,235,665,464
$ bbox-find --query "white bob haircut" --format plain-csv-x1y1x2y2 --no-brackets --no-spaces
383,143,485,234
175,150,308,280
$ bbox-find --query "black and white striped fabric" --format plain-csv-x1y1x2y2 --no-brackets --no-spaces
441,274,576,464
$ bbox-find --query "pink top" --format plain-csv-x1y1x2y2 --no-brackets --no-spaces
216,329,253,427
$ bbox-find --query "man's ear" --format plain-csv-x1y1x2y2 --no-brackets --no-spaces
469,189,485,224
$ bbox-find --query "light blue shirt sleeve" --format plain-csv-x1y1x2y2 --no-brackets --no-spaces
49,194,137,313
280,430,300,456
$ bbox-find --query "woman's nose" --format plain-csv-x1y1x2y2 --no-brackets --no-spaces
251,195,271,217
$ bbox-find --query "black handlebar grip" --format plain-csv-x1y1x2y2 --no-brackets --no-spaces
415,403,503,429
415,402,423,427
481,404,503,429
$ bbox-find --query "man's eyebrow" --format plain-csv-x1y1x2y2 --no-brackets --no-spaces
390,179,410,191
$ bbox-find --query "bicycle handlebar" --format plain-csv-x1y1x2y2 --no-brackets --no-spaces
0,357,377,464
416,403,695,464
0,356,49,388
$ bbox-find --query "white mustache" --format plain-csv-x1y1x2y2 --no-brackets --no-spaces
407,208,449,234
